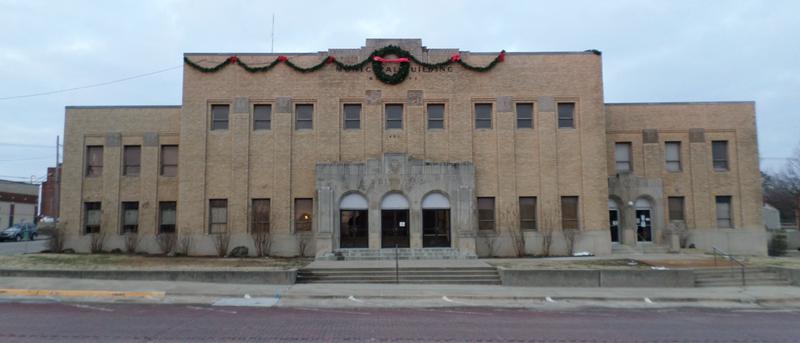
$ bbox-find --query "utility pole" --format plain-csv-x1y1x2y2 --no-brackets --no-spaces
54,135,61,220
271,13,275,53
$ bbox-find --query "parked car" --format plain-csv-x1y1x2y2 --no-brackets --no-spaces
0,223,38,242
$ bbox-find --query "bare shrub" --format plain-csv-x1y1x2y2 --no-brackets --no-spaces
89,232,105,254
213,230,231,257
251,228,271,257
156,233,177,255
176,234,192,256
123,233,139,254
508,228,526,257
539,213,557,257
48,225,66,253
296,234,310,257
563,229,579,256
498,206,526,257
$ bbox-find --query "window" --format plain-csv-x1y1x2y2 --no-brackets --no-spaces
8,204,13,227
561,196,579,229
295,198,313,231
121,202,139,233
84,202,101,234
474,103,492,129
477,197,495,230
158,201,176,233
516,103,534,129
209,199,228,233
254,104,271,130
295,104,313,130
427,104,445,129
123,145,141,176
668,197,685,221
712,140,729,171
160,145,178,177
252,199,270,233
558,102,575,128
615,142,632,173
343,104,361,130
211,104,229,130
716,196,733,228
665,142,682,172
519,197,537,230
86,146,103,177
385,104,403,129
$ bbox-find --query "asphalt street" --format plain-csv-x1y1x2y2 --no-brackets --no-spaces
0,238,48,255
0,302,797,342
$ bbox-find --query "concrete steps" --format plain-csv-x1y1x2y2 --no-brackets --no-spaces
297,266,501,285
694,267,791,287
318,248,477,261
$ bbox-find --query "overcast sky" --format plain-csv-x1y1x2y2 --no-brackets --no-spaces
1,0,798,184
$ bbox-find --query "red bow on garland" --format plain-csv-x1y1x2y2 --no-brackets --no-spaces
373,56,410,63
277,55,288,62
228,56,238,64
498,50,505,62
326,56,336,64
450,54,461,62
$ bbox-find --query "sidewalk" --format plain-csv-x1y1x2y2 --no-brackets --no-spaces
1,276,799,309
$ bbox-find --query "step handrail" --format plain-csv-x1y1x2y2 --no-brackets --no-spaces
711,246,746,287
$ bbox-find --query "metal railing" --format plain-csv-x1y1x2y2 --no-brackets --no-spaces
395,244,400,284
712,246,746,287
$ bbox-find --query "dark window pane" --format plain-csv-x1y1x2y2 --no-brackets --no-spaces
668,197,685,221
475,103,492,129
209,199,228,233
561,196,579,229
386,104,403,129
712,141,729,171
295,198,313,231
295,104,314,130
86,146,103,177
558,103,575,128
211,105,229,130
519,196,537,230
121,201,139,233
84,202,101,234
254,104,271,130
159,202,176,233
123,146,141,176
477,197,495,230
160,145,178,177
665,142,681,172
344,104,361,130
716,196,732,228
516,103,534,129
252,199,270,233
427,104,445,130
615,143,632,173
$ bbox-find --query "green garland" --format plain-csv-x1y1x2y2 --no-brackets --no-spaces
184,45,505,85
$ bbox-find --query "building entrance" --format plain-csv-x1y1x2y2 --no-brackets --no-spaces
635,198,653,242
609,210,620,243
422,209,450,247
381,210,410,248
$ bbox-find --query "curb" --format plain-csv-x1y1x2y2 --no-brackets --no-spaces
0,288,165,299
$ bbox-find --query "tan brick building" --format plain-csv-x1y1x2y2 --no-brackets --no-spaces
59,39,766,257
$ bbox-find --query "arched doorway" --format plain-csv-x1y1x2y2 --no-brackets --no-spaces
340,193,368,248
608,199,620,243
381,193,410,248
422,192,451,248
635,197,653,242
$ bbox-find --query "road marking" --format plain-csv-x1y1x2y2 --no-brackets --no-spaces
545,296,556,303
294,307,370,315
419,308,493,316
644,297,654,304
441,296,471,306
69,303,114,312
348,295,364,303
187,305,237,314
212,298,279,307
0,288,164,299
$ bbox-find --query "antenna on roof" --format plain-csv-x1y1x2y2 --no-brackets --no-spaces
271,13,275,53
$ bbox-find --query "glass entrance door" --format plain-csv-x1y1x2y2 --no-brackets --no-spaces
340,210,368,248
635,209,652,242
609,210,619,243
381,209,410,248
422,209,450,248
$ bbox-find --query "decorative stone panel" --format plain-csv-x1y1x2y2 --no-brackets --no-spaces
496,96,512,113
689,128,705,143
143,132,158,147
642,129,658,144
407,90,423,106
233,97,249,113
105,132,121,147
276,97,292,113
538,96,555,112
365,90,382,105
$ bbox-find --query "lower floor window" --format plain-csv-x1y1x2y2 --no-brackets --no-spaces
159,202,176,233
295,198,313,231
84,202,101,234
561,196,579,230
209,199,228,233
121,202,139,233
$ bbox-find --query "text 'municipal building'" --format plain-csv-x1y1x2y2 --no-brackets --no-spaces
60,39,766,257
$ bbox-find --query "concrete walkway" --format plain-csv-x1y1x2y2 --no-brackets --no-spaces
1,276,799,309
306,259,493,269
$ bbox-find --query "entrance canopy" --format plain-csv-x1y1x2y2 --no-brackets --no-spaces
635,197,652,209
422,192,450,209
340,193,368,210
381,193,409,210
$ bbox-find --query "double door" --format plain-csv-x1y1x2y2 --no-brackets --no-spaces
381,210,410,248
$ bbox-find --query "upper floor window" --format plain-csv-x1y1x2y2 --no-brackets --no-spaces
209,199,228,234
615,142,632,173
295,104,314,130
385,104,403,129
253,104,272,130
716,196,733,228
516,103,534,129
160,145,178,177
519,196,537,231
561,196,579,230
477,197,495,230
427,104,445,130
211,104,229,130
343,104,361,130
665,141,682,172
86,146,103,177
557,102,575,128
712,140,729,171
474,103,492,129
123,145,141,176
